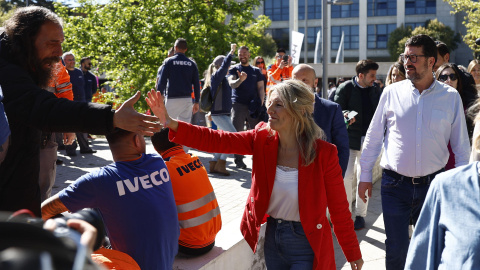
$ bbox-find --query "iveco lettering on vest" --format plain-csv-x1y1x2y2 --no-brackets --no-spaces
176,158,204,176
116,168,170,196
173,61,192,66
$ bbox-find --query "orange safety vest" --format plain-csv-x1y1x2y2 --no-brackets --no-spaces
266,64,294,94
163,146,222,249
47,60,74,100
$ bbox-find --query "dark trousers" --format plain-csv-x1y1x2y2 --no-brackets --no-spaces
66,132,91,155
231,103,260,160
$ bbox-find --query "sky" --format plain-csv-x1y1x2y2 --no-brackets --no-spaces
53,0,110,7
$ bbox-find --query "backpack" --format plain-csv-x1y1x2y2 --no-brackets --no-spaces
199,83,222,112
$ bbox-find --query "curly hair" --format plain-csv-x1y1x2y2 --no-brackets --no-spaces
3,6,62,72
266,80,325,166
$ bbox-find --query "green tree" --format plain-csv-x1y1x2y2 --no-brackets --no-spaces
388,19,461,61
445,0,480,57
56,0,270,111
387,24,412,61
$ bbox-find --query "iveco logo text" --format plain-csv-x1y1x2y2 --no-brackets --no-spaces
173,61,192,66
116,168,170,196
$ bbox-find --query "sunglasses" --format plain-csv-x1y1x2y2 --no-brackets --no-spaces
256,61,264,64
438,73,457,82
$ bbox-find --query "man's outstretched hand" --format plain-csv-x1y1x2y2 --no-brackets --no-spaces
113,91,161,136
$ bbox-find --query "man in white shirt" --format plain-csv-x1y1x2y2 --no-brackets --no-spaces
358,34,470,270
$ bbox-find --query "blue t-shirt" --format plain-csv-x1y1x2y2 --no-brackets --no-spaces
228,64,264,105
67,68,85,102
59,153,179,270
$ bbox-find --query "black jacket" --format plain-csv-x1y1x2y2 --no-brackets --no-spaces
0,37,115,216
334,78,382,150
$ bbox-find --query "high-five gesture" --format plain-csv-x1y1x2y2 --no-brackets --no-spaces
114,91,161,136
146,90,179,132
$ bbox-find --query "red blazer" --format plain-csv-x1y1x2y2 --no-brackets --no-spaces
169,121,362,270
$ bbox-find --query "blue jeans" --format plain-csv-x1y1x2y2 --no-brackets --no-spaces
211,114,237,160
381,171,433,270
264,217,314,270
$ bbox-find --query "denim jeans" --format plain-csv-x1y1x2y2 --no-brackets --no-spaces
381,171,432,270
211,114,237,161
264,217,314,270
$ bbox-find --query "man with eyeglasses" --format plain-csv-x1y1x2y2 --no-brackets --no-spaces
266,48,293,93
358,34,470,270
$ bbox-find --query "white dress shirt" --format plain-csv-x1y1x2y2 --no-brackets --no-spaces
360,79,471,182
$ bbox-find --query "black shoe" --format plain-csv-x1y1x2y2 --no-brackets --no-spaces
66,152,77,157
234,159,247,169
56,159,63,165
354,216,365,230
57,145,66,150
80,149,97,154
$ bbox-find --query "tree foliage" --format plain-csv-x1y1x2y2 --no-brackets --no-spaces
387,24,412,61
55,0,271,111
388,19,462,61
445,0,480,57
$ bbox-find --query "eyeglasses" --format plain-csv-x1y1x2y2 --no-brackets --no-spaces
438,73,457,82
256,61,264,64
400,54,427,63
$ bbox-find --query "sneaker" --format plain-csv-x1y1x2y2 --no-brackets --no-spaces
354,216,365,230
234,158,247,169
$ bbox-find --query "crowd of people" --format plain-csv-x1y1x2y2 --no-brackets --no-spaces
2,5,480,270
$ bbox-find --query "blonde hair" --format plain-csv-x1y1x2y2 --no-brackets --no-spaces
266,80,325,166
467,59,480,74
203,63,217,88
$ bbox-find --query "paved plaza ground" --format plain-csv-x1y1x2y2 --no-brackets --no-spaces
53,137,387,269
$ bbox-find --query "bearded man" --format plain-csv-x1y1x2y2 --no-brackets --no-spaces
0,6,160,217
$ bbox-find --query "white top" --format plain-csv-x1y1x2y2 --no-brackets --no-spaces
359,79,471,182
267,165,300,222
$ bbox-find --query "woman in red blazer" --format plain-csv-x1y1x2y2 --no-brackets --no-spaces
146,80,363,270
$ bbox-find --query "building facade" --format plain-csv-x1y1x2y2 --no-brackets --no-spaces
260,0,473,66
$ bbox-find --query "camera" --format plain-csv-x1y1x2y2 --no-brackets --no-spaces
0,209,106,270
282,55,289,62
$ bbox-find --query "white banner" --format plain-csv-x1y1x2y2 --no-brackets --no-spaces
290,31,304,65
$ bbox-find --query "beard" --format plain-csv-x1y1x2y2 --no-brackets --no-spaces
405,61,428,83
33,56,60,88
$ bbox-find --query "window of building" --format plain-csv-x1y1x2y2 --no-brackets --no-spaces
367,0,396,16
298,0,322,20
299,27,322,51
332,25,359,50
331,0,359,18
405,22,426,29
367,24,396,49
405,0,436,15
265,28,290,51
264,0,289,21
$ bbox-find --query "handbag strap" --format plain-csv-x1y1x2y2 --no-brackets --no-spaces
212,81,222,101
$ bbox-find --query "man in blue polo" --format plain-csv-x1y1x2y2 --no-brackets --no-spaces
42,128,179,270
156,38,200,123
227,46,265,169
